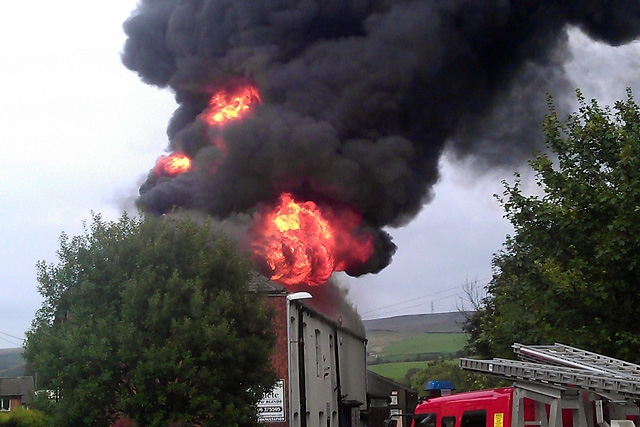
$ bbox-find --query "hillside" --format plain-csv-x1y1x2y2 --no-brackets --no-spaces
364,311,469,334
0,348,26,377
365,312,469,380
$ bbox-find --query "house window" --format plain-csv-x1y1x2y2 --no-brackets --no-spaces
0,397,10,411
370,398,389,408
315,329,322,377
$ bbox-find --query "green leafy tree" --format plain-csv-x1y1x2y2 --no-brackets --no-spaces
405,359,506,396
466,89,640,362
24,213,276,427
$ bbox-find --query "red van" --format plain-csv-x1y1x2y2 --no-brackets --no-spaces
384,344,640,427
409,386,580,427
412,387,515,427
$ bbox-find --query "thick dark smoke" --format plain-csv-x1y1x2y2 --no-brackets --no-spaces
122,0,640,276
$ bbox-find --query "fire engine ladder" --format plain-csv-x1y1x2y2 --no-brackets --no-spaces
459,344,640,427
511,343,640,380
459,357,640,400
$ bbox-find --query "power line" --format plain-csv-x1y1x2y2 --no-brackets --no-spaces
0,330,24,341
360,280,479,316
360,276,491,319
359,285,459,316
0,330,25,348
363,288,463,319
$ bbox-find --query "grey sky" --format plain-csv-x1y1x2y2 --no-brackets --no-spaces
1,1,639,348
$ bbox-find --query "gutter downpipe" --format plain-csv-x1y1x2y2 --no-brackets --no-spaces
298,304,307,427
333,325,342,427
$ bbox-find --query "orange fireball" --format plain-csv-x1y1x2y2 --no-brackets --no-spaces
153,152,192,177
200,84,261,126
250,193,374,286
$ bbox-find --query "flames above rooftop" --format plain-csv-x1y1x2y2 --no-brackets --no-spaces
125,0,640,287
144,84,379,286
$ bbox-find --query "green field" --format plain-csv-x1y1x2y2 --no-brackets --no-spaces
382,332,466,358
365,312,469,383
366,332,467,381
367,331,466,362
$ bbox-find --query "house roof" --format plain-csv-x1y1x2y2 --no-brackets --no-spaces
0,377,35,404
247,272,286,294
366,370,418,398
249,271,367,339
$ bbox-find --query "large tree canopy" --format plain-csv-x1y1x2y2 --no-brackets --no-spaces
466,89,640,362
24,213,276,427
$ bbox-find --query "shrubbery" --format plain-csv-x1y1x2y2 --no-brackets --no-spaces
404,359,508,395
0,408,51,427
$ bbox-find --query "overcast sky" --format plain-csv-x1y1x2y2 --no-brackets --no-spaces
1,1,639,348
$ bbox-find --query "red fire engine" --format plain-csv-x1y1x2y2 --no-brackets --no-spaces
390,343,640,427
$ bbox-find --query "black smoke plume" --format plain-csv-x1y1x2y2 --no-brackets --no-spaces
122,0,640,277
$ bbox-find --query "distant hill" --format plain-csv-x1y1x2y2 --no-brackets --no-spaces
0,348,26,377
364,312,470,378
364,311,469,334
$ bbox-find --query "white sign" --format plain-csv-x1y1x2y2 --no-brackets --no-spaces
257,379,286,422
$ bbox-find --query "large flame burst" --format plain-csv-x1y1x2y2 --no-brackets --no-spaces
250,192,374,286
200,85,261,126
153,152,192,177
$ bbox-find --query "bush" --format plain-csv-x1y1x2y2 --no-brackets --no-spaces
406,359,508,396
0,408,51,427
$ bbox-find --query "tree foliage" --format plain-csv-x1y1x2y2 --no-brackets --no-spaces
0,407,50,427
466,89,640,362
24,213,276,427
404,359,507,396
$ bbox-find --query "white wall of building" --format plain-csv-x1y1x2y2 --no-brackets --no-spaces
288,302,367,427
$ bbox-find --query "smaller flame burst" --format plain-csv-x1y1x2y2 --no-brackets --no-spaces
150,84,261,179
200,84,262,171
251,193,374,286
153,152,192,177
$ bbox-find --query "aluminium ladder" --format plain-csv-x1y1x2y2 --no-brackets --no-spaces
459,357,640,400
511,343,640,380
459,344,640,427
460,344,640,400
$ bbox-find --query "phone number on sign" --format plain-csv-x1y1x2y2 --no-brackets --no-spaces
258,406,283,413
